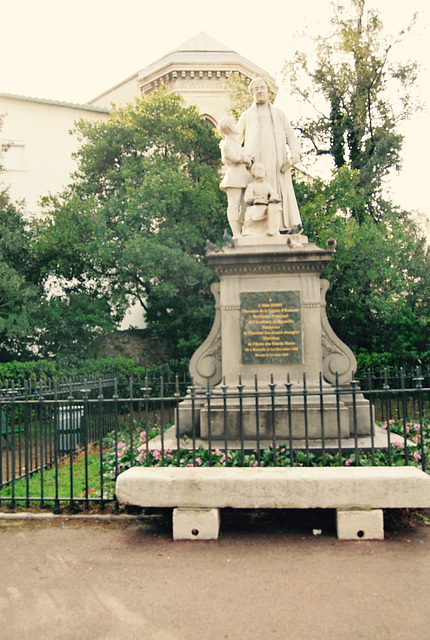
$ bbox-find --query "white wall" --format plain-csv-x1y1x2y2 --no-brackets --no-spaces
0,94,109,215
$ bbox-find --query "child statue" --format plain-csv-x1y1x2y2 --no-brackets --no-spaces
242,163,281,237
218,116,253,239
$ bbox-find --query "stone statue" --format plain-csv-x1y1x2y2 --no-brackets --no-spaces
218,116,253,239
237,77,302,233
242,163,281,237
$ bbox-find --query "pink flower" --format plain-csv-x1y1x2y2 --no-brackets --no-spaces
252,461,258,467
392,441,402,448
345,458,353,466
214,448,222,456
195,457,202,466
219,455,226,464
280,447,286,453
152,449,161,461
413,451,421,462
186,463,193,467
139,431,147,440
117,441,127,449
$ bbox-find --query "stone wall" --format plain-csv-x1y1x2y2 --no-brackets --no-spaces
94,331,171,365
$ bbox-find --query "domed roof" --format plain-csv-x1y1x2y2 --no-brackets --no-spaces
88,33,274,116
137,31,269,82
173,32,235,53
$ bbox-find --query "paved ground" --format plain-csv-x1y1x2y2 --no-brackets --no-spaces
1,509,429,640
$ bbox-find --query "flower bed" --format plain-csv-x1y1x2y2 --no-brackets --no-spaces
102,418,430,480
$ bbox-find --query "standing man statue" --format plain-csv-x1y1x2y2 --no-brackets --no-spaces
237,77,302,233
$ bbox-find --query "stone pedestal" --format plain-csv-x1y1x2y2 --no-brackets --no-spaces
179,236,372,441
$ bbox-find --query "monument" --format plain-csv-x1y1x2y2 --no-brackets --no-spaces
179,77,372,444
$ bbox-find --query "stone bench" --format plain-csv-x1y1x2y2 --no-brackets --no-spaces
115,466,430,541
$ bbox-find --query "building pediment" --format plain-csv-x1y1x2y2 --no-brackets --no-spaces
137,32,272,96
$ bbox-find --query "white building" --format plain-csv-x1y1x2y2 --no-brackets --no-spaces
1,33,272,217
89,31,272,125
0,33,273,331
0,94,109,215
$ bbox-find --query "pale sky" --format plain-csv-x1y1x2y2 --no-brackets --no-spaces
1,0,429,219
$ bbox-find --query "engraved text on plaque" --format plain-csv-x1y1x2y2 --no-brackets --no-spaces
241,291,302,364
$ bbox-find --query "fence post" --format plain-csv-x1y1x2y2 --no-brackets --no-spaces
319,372,325,465
284,373,293,467
112,376,119,478
366,369,376,465
66,380,76,511
206,380,212,467
269,374,277,467
141,376,151,466
126,376,134,468
158,375,164,466
53,380,61,514
189,378,196,466
335,373,342,464
81,380,91,511
175,374,181,463
254,374,261,466
222,377,229,466
383,369,392,466
303,373,309,466
10,381,17,509
399,368,409,466
350,376,359,465
237,375,244,466
97,378,105,507
413,367,426,472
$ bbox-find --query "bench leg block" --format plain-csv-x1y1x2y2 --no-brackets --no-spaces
173,508,221,541
336,509,384,540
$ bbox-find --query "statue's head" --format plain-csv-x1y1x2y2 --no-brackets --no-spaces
251,163,266,179
249,77,270,104
218,116,238,137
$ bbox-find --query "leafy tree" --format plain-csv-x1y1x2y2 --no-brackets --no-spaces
283,0,420,222
0,186,42,361
36,292,117,365
281,0,430,367
306,197,430,366
292,153,430,368
0,117,45,361
35,89,226,360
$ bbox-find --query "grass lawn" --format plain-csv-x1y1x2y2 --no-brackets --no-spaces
0,448,115,510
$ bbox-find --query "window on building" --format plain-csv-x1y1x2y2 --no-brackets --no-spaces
203,115,217,129
1,141,26,171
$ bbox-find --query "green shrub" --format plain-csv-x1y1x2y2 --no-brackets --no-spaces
0,356,190,384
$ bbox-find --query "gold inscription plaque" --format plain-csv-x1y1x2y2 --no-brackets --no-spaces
241,291,302,364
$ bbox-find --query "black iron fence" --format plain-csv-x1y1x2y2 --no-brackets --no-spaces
0,368,429,512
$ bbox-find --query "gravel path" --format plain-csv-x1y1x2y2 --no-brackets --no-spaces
1,510,429,639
